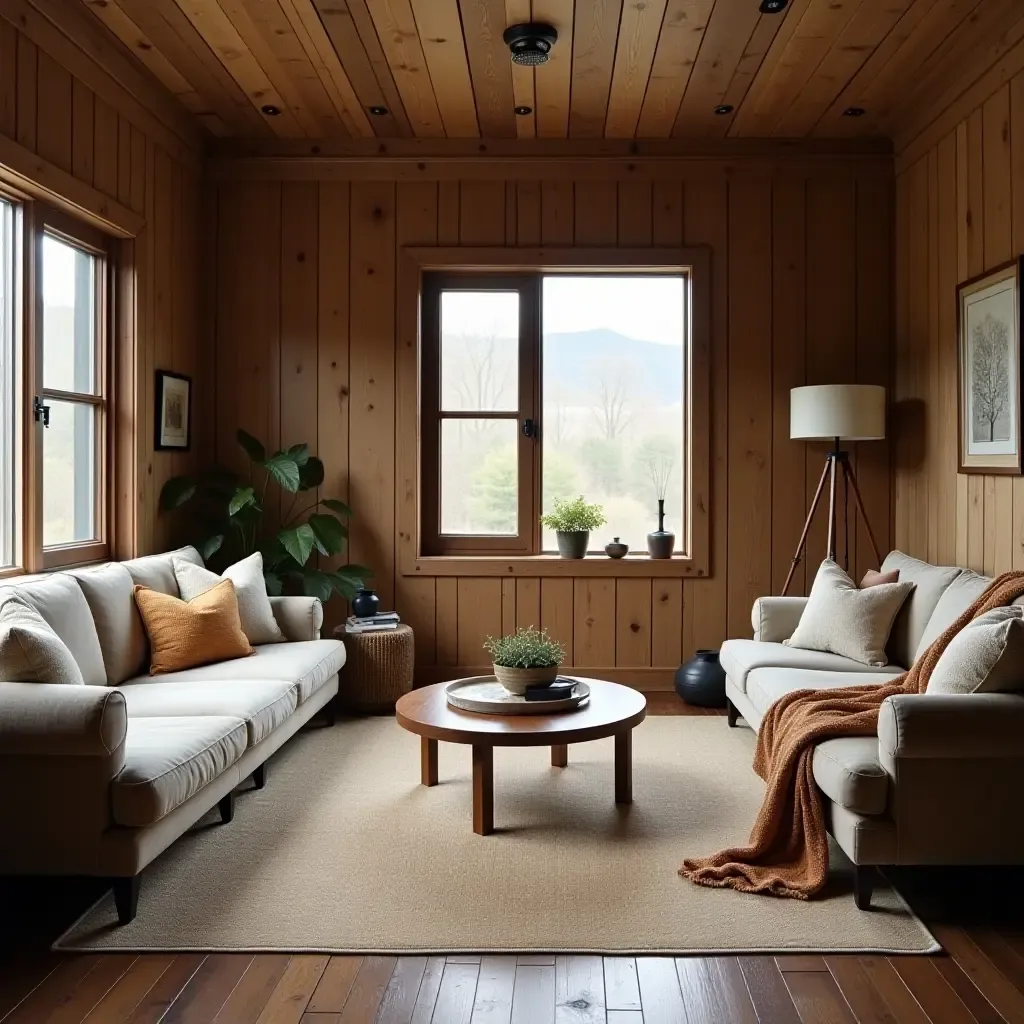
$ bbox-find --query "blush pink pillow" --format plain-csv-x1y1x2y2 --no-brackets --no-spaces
861,569,900,589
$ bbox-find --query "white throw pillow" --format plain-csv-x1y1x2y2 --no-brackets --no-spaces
173,552,285,646
0,594,85,684
926,606,1024,694
785,559,914,667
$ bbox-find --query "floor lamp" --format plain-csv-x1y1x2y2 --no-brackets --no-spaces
781,384,886,596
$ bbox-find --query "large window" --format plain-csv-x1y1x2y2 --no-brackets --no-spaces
0,192,111,575
418,260,704,568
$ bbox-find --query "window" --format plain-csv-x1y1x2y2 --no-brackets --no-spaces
0,193,111,575
414,250,709,575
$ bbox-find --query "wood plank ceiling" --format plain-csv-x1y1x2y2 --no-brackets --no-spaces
78,0,1024,141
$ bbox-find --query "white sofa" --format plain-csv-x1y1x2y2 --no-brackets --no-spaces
721,550,1024,909
0,546,346,923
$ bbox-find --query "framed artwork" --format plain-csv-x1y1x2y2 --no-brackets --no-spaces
958,257,1023,474
155,370,191,451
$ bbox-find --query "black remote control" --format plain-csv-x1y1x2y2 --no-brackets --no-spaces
524,682,575,701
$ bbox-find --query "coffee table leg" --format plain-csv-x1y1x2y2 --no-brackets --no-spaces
421,738,438,787
472,744,494,835
551,743,568,768
615,730,632,804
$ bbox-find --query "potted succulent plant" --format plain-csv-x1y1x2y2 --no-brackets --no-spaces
484,626,566,695
540,496,607,559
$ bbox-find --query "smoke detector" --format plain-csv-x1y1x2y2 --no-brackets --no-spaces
503,24,558,66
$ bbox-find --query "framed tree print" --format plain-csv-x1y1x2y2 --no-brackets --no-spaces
958,258,1023,474
155,371,192,451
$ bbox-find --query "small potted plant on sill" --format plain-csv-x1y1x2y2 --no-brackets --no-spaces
540,496,607,559
484,626,567,695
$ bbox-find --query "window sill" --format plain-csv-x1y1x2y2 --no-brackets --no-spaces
404,554,707,578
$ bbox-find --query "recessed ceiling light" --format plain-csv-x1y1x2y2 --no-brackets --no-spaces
713,104,734,116
369,105,389,116
514,105,533,116
843,106,866,117
503,24,558,66
260,104,280,116
759,0,788,12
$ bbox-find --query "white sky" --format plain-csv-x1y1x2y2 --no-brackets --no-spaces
42,235,83,306
441,275,685,346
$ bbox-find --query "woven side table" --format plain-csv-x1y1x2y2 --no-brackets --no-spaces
334,624,415,713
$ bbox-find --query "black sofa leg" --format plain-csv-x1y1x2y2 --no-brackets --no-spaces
218,790,235,824
853,865,876,910
726,700,739,728
253,762,267,790
113,876,140,925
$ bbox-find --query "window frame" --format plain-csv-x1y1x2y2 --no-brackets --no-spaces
0,187,114,576
398,246,711,579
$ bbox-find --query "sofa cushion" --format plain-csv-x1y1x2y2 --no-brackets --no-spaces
112,715,247,827
69,563,148,685
880,551,961,669
122,639,345,703
118,678,298,746
0,574,106,686
926,607,1024,695
720,639,901,694
0,594,85,685
914,569,991,662
813,737,890,817
745,667,901,720
122,545,203,596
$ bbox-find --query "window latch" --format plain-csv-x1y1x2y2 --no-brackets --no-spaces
521,418,537,439
33,396,50,428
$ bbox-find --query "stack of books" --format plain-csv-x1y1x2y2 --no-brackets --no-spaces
346,611,400,633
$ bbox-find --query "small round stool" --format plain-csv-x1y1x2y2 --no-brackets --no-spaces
334,624,415,712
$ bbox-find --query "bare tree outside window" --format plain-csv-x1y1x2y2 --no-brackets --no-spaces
971,312,1011,443
591,359,634,440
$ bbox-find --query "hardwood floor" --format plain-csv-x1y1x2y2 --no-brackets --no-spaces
2,693,1023,1023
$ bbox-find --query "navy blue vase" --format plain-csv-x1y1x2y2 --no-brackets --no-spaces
352,588,380,618
675,649,727,708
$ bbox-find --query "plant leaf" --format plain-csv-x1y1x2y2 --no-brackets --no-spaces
199,534,224,561
279,523,315,566
298,456,325,491
301,570,334,602
228,485,256,516
159,476,196,511
338,563,372,580
264,454,301,493
287,443,310,466
263,571,283,596
236,429,266,464
321,498,352,518
329,571,362,600
308,513,345,555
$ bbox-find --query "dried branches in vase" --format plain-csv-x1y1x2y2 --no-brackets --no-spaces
644,452,675,559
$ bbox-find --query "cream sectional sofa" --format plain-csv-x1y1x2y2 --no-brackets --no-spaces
721,550,1024,909
0,546,346,924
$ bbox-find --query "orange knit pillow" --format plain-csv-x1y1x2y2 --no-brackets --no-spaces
133,579,253,675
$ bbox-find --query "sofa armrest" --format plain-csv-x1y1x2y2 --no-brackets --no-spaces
750,596,807,642
879,693,1024,765
0,682,126,758
269,595,324,642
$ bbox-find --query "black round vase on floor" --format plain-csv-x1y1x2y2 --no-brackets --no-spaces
675,649,727,708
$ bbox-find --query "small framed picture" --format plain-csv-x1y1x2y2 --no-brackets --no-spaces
155,370,191,451
958,257,1023,474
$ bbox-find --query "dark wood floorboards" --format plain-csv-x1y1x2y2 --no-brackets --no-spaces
2,693,1023,1023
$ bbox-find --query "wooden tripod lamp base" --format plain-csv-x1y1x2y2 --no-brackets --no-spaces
782,384,887,597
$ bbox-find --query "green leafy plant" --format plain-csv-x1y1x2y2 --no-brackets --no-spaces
483,627,566,669
159,429,370,603
539,495,607,533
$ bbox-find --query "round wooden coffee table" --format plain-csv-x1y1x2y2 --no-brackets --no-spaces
395,679,647,835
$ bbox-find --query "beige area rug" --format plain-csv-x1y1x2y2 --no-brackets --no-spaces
55,716,938,954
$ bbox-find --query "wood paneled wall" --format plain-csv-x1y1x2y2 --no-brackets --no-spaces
893,71,1024,574
0,11,203,556
212,169,893,688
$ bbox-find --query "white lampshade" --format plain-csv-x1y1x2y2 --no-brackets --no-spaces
790,384,886,441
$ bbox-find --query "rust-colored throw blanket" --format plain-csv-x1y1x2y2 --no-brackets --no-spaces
681,571,1024,899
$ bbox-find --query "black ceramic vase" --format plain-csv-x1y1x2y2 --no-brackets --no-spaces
647,498,675,559
675,649,727,708
352,588,380,618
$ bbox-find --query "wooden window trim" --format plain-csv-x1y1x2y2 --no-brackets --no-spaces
397,246,712,580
